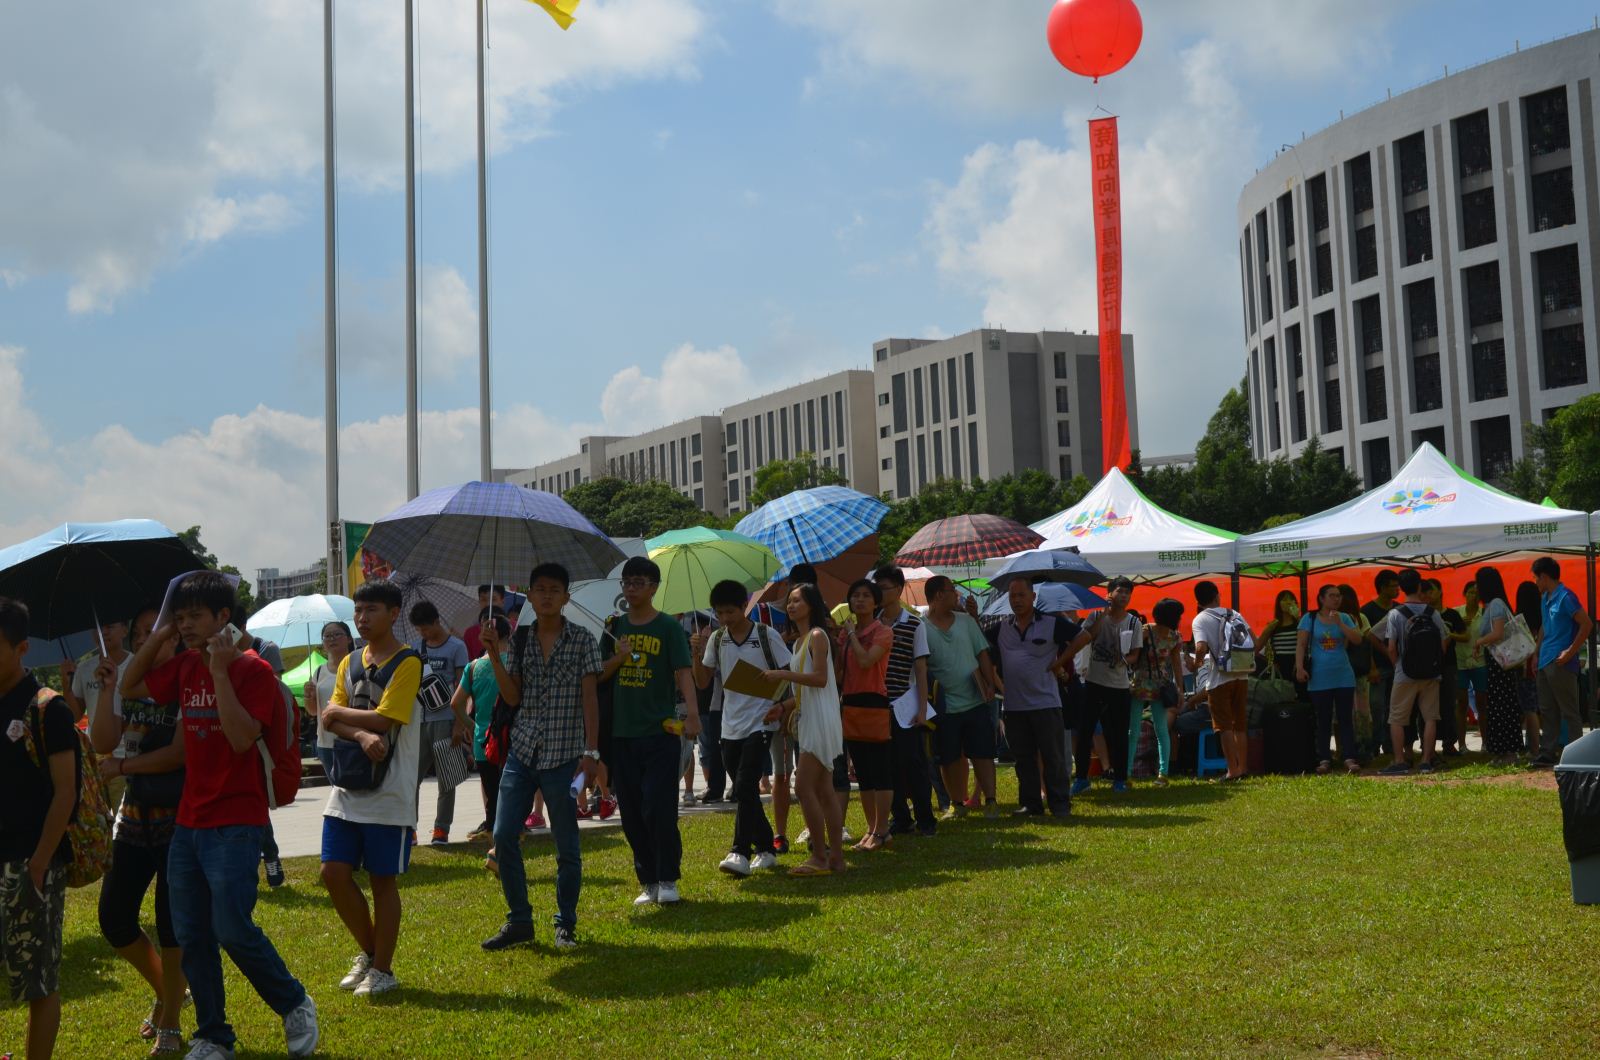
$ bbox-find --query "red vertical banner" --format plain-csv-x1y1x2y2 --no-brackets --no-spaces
1089,116,1130,474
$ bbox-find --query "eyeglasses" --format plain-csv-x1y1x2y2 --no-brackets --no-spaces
619,578,655,590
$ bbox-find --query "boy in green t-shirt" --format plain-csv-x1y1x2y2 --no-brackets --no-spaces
599,557,700,905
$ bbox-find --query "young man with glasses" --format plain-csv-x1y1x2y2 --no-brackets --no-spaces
599,557,700,906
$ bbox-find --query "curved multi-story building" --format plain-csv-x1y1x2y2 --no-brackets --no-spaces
1238,29,1600,486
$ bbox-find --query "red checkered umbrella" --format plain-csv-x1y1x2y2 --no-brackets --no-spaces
894,514,1044,569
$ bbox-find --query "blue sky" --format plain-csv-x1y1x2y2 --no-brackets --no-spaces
2,0,1596,576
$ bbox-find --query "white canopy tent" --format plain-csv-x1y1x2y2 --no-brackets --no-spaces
1017,466,1238,581
1235,443,1591,568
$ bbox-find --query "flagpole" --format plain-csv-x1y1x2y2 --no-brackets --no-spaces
404,0,420,500
476,0,492,482
324,0,342,593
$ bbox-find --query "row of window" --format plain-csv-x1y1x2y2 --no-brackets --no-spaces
882,425,983,499
724,390,850,476
884,353,980,434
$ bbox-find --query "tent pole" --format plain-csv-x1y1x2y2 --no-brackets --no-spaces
1588,544,1597,705
1230,565,1240,610
1298,563,1309,614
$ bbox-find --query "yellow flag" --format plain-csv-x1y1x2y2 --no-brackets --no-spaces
525,0,579,30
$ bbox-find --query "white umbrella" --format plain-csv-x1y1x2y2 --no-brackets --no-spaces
246,594,355,650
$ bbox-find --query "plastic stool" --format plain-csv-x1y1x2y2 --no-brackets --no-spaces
1197,729,1228,779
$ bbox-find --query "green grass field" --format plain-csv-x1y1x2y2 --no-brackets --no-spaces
12,764,1598,1059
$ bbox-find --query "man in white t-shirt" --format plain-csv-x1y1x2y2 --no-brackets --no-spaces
1190,580,1250,781
693,580,792,878
59,617,130,725
319,579,421,999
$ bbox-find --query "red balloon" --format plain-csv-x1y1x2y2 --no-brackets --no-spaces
1046,0,1143,82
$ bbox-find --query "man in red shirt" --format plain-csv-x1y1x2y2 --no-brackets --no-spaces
124,572,319,1059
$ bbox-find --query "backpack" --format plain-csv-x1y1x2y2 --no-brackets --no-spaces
1213,609,1256,674
415,641,460,717
24,690,112,888
327,647,420,791
1399,604,1444,680
254,681,303,811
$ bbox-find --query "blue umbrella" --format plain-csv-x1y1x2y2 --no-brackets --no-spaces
733,485,889,569
0,520,203,641
362,481,625,586
990,548,1105,588
983,581,1107,618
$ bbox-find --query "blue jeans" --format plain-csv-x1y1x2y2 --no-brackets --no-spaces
167,825,305,1050
493,754,582,931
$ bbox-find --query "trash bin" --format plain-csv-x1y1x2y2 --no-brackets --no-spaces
1555,729,1600,904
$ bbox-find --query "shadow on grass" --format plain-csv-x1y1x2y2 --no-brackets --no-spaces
367,985,564,1017
546,941,812,999
58,935,126,1002
625,897,822,935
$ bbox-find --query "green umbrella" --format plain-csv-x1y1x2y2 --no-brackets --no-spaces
283,650,328,707
645,527,782,615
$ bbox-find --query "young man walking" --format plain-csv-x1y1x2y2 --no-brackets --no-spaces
124,572,318,1058
408,602,469,844
875,566,935,838
599,557,699,906
0,598,78,1060
991,577,1076,816
922,576,1000,820
1378,569,1451,775
479,564,601,952
694,580,791,877
319,578,422,998
1190,581,1250,782
1531,556,1593,766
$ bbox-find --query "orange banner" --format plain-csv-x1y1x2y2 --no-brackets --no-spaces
1090,117,1131,473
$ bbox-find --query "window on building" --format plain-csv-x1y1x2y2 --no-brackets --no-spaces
691,433,701,456
1053,351,1067,378
895,440,911,498
891,374,907,433
1475,416,1514,482
1279,193,1295,246
1292,390,1307,443
1363,437,1392,488
835,392,845,444
694,487,704,507
1542,323,1589,389
1288,325,1303,378
725,423,736,445
1532,167,1577,232
967,427,980,482
988,335,1001,351
1315,242,1333,297
806,398,817,452
1363,365,1388,423
728,478,740,502
669,440,679,487
793,404,803,451
1403,206,1432,265
779,407,790,459
879,425,890,439
1406,280,1438,342
1465,262,1503,328
930,370,942,424
1349,153,1374,213
1357,295,1383,356
1269,399,1282,450
964,353,977,416
1055,386,1070,414
947,360,959,418
951,426,962,479
820,397,831,450
916,436,927,488
1413,354,1442,413
1525,87,1571,157
1323,378,1343,431
1243,234,1258,334
1413,425,1446,454
1285,257,1299,309
1316,309,1338,367
1264,337,1277,387
876,347,888,362
1353,225,1378,281
1396,132,1428,195
1460,187,1497,249
766,411,775,460
933,431,945,479
1310,174,1330,232
1471,339,1508,401
1057,420,1071,448
877,393,889,406
1456,110,1492,177
881,457,891,470
745,475,752,497
692,460,702,483
1537,244,1583,313
913,368,924,428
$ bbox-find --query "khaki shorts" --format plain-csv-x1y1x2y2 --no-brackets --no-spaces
1208,678,1249,733
1390,678,1441,724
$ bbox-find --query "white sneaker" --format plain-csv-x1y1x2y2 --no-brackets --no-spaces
282,994,319,1057
680,791,696,807
796,827,811,845
656,881,681,904
750,851,777,871
353,968,399,998
633,885,658,906
840,827,854,845
339,953,372,991
184,1041,235,1059
718,852,751,877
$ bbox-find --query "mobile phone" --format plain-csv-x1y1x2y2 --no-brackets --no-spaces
219,623,244,646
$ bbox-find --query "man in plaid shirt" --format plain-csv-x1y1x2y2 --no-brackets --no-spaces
479,563,601,953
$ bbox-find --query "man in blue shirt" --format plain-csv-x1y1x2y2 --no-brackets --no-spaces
1530,556,1593,766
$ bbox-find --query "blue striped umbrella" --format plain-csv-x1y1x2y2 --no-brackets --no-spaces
362,481,625,585
733,485,889,569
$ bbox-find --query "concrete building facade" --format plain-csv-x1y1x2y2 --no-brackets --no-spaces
1239,30,1600,486
721,370,877,515
256,562,324,605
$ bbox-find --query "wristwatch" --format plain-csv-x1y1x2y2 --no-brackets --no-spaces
581,749,601,761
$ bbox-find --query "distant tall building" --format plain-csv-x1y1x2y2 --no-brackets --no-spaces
256,562,324,605
504,328,1137,517
1240,29,1600,487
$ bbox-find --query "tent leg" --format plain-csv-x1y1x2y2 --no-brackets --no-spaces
1298,563,1309,614
1588,545,1597,717
1230,566,1240,610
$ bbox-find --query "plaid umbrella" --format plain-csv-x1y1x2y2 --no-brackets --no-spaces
894,514,1044,569
362,481,624,585
733,485,889,569
389,574,482,646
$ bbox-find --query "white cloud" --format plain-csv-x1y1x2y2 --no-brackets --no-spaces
598,343,755,432
308,263,479,383
0,0,709,313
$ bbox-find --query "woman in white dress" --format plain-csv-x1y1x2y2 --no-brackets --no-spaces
764,582,844,876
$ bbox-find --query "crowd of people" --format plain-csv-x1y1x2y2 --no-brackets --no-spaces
0,553,1593,1058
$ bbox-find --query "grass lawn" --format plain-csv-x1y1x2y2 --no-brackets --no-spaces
12,762,1598,1058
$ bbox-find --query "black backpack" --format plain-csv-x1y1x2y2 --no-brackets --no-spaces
1399,605,1443,680
327,647,419,791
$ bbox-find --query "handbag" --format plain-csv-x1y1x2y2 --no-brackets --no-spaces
431,738,472,793
841,695,891,742
1249,674,1297,708
1489,612,1538,670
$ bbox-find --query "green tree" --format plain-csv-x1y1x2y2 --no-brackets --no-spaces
562,478,718,539
749,452,848,506
177,525,256,616
1503,397,1600,511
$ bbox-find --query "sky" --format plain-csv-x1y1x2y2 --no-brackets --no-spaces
2,0,1597,579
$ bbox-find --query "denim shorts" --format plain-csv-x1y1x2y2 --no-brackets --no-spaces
321,816,412,877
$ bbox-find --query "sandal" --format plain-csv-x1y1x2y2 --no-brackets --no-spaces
787,862,832,877
140,998,160,1040
149,1028,182,1057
